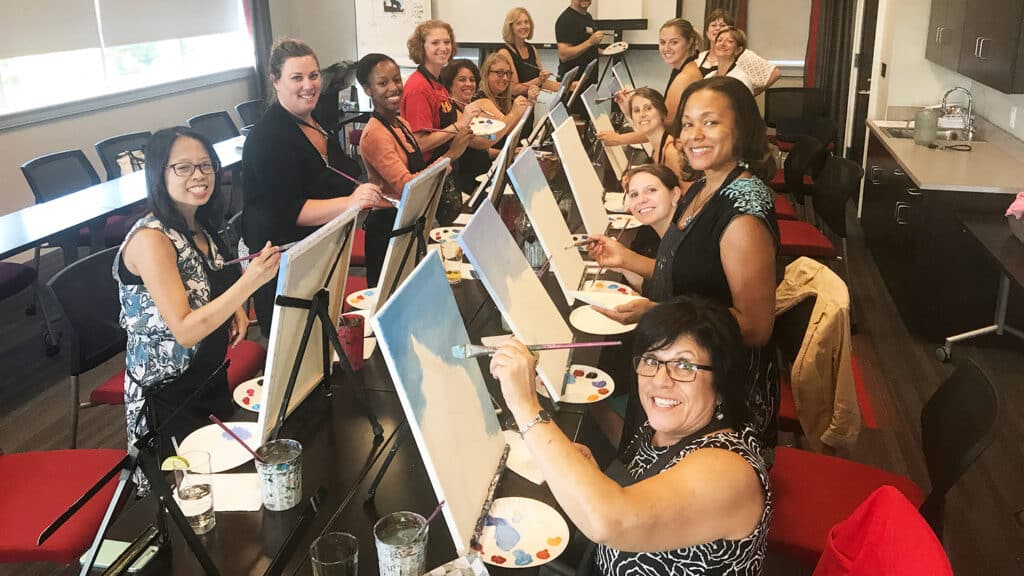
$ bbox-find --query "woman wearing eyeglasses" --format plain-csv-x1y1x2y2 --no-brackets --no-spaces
490,295,771,575
116,127,282,485
475,52,536,137
242,38,390,333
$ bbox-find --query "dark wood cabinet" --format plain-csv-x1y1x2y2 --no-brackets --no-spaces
860,132,1006,340
925,0,1024,93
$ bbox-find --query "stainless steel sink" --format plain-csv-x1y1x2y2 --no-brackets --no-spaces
882,126,984,143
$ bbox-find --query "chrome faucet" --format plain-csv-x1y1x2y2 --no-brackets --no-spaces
941,86,975,141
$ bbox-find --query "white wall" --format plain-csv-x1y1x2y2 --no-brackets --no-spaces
747,0,811,62
0,77,252,217
269,0,358,65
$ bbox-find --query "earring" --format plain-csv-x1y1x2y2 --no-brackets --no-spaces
714,400,725,421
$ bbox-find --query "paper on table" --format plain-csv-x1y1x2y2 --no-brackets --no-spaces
452,213,473,225
211,473,262,511
503,430,544,485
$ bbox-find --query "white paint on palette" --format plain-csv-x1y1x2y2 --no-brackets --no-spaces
371,252,506,555
506,149,585,305
550,112,611,236
458,202,572,402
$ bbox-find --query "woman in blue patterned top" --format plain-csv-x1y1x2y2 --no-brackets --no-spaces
115,127,281,469
586,77,779,455
490,296,771,576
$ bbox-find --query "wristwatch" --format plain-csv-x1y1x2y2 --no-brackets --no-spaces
518,409,552,436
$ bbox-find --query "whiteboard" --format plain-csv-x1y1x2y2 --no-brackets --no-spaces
431,0,676,46
354,0,431,67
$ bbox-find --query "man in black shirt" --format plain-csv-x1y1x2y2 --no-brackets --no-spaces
555,0,604,79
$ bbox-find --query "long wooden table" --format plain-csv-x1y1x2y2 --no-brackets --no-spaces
0,136,245,263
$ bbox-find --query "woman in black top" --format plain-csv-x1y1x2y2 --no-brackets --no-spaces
242,38,388,334
438,60,491,194
498,7,559,95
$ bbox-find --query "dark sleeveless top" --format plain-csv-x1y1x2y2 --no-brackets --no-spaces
502,43,542,83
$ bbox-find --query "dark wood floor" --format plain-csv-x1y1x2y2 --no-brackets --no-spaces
3,212,1024,575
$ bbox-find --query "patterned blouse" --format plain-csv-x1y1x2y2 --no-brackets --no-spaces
114,214,224,449
593,425,772,576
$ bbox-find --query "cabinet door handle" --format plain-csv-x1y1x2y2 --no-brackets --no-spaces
870,166,883,185
936,26,945,45
978,37,990,60
895,202,911,225
975,36,982,58
906,187,922,196
893,168,905,176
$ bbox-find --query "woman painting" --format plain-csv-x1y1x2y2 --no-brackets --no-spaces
117,127,281,474
358,53,474,285
490,296,771,575
587,77,780,454
625,88,691,185
498,7,560,95
242,38,388,333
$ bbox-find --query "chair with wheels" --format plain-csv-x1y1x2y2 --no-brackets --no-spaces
95,131,151,180
186,111,239,142
769,359,999,566
0,448,126,564
235,99,266,128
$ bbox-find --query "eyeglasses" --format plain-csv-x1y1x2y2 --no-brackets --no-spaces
167,161,219,178
632,355,713,383
489,69,513,78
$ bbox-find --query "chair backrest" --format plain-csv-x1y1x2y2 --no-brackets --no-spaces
918,359,999,537
20,150,101,205
46,246,126,376
783,136,826,205
810,156,863,238
218,210,244,260
235,99,265,127
95,131,152,180
187,111,239,142
774,295,817,367
765,87,826,127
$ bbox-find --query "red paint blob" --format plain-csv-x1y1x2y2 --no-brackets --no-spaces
472,542,483,552
242,397,250,405
572,369,585,378
598,388,609,395
536,549,550,560
491,555,507,564
246,388,255,397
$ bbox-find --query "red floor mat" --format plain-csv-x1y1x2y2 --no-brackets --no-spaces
852,354,878,429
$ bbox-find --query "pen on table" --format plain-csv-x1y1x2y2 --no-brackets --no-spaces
452,340,622,359
224,241,298,266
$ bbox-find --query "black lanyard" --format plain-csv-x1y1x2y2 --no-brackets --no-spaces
372,111,430,174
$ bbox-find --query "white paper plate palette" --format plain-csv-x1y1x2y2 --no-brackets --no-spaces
603,192,628,213
429,226,464,243
537,364,615,404
233,377,263,413
603,42,629,56
569,305,638,335
607,214,641,230
471,117,506,137
178,421,260,473
345,288,377,310
475,497,570,568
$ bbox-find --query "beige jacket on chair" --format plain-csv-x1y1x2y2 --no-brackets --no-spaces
776,257,861,450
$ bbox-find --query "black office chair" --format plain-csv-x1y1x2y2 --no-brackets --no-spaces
218,210,245,261
809,155,863,282
777,116,838,150
235,99,266,128
782,136,828,210
764,87,826,129
46,246,127,448
187,111,239,142
95,131,151,180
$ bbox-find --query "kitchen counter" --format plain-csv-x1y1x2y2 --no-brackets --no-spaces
867,120,1024,194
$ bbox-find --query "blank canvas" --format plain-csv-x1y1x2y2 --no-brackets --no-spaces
581,84,629,179
459,202,571,402
506,148,585,305
551,112,611,236
371,252,506,555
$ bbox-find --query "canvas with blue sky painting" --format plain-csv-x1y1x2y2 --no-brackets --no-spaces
371,251,506,555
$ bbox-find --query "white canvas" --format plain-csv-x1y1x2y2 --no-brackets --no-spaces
373,157,451,314
551,112,611,236
459,202,572,402
371,252,506,555
581,84,629,179
506,149,585,305
468,107,532,211
258,207,358,442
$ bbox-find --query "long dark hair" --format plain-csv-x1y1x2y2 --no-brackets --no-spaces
634,295,750,426
144,127,223,241
671,76,773,180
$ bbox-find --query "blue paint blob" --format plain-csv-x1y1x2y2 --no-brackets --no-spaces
252,404,260,410
484,515,521,551
222,425,252,441
366,290,375,296
512,550,532,566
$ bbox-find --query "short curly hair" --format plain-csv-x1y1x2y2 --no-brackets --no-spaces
407,20,457,66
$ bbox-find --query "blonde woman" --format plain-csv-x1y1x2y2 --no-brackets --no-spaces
498,7,560,95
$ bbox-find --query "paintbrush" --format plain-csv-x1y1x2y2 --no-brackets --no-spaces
564,237,595,250
448,97,497,117
324,164,363,186
223,241,298,265
414,500,446,540
594,86,648,105
535,258,550,277
591,224,630,281
422,127,459,135
208,414,265,464
452,340,621,359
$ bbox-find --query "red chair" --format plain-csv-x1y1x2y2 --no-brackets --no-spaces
351,228,367,267
769,359,998,566
0,449,125,563
812,486,953,576
774,195,798,221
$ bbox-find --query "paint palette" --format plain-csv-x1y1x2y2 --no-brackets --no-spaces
233,377,263,413
471,117,506,137
580,279,639,296
475,497,570,568
178,421,260,473
345,288,377,310
607,214,641,230
603,42,630,56
569,305,638,335
603,192,628,213
429,226,464,243
537,364,615,404
570,233,592,253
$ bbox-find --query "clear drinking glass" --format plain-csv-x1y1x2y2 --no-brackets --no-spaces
310,532,359,576
173,450,216,535
440,239,464,285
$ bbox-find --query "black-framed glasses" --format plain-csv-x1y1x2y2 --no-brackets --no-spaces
167,160,220,178
632,355,713,383
489,69,513,78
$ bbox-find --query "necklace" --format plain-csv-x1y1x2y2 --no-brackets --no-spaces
682,191,714,228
